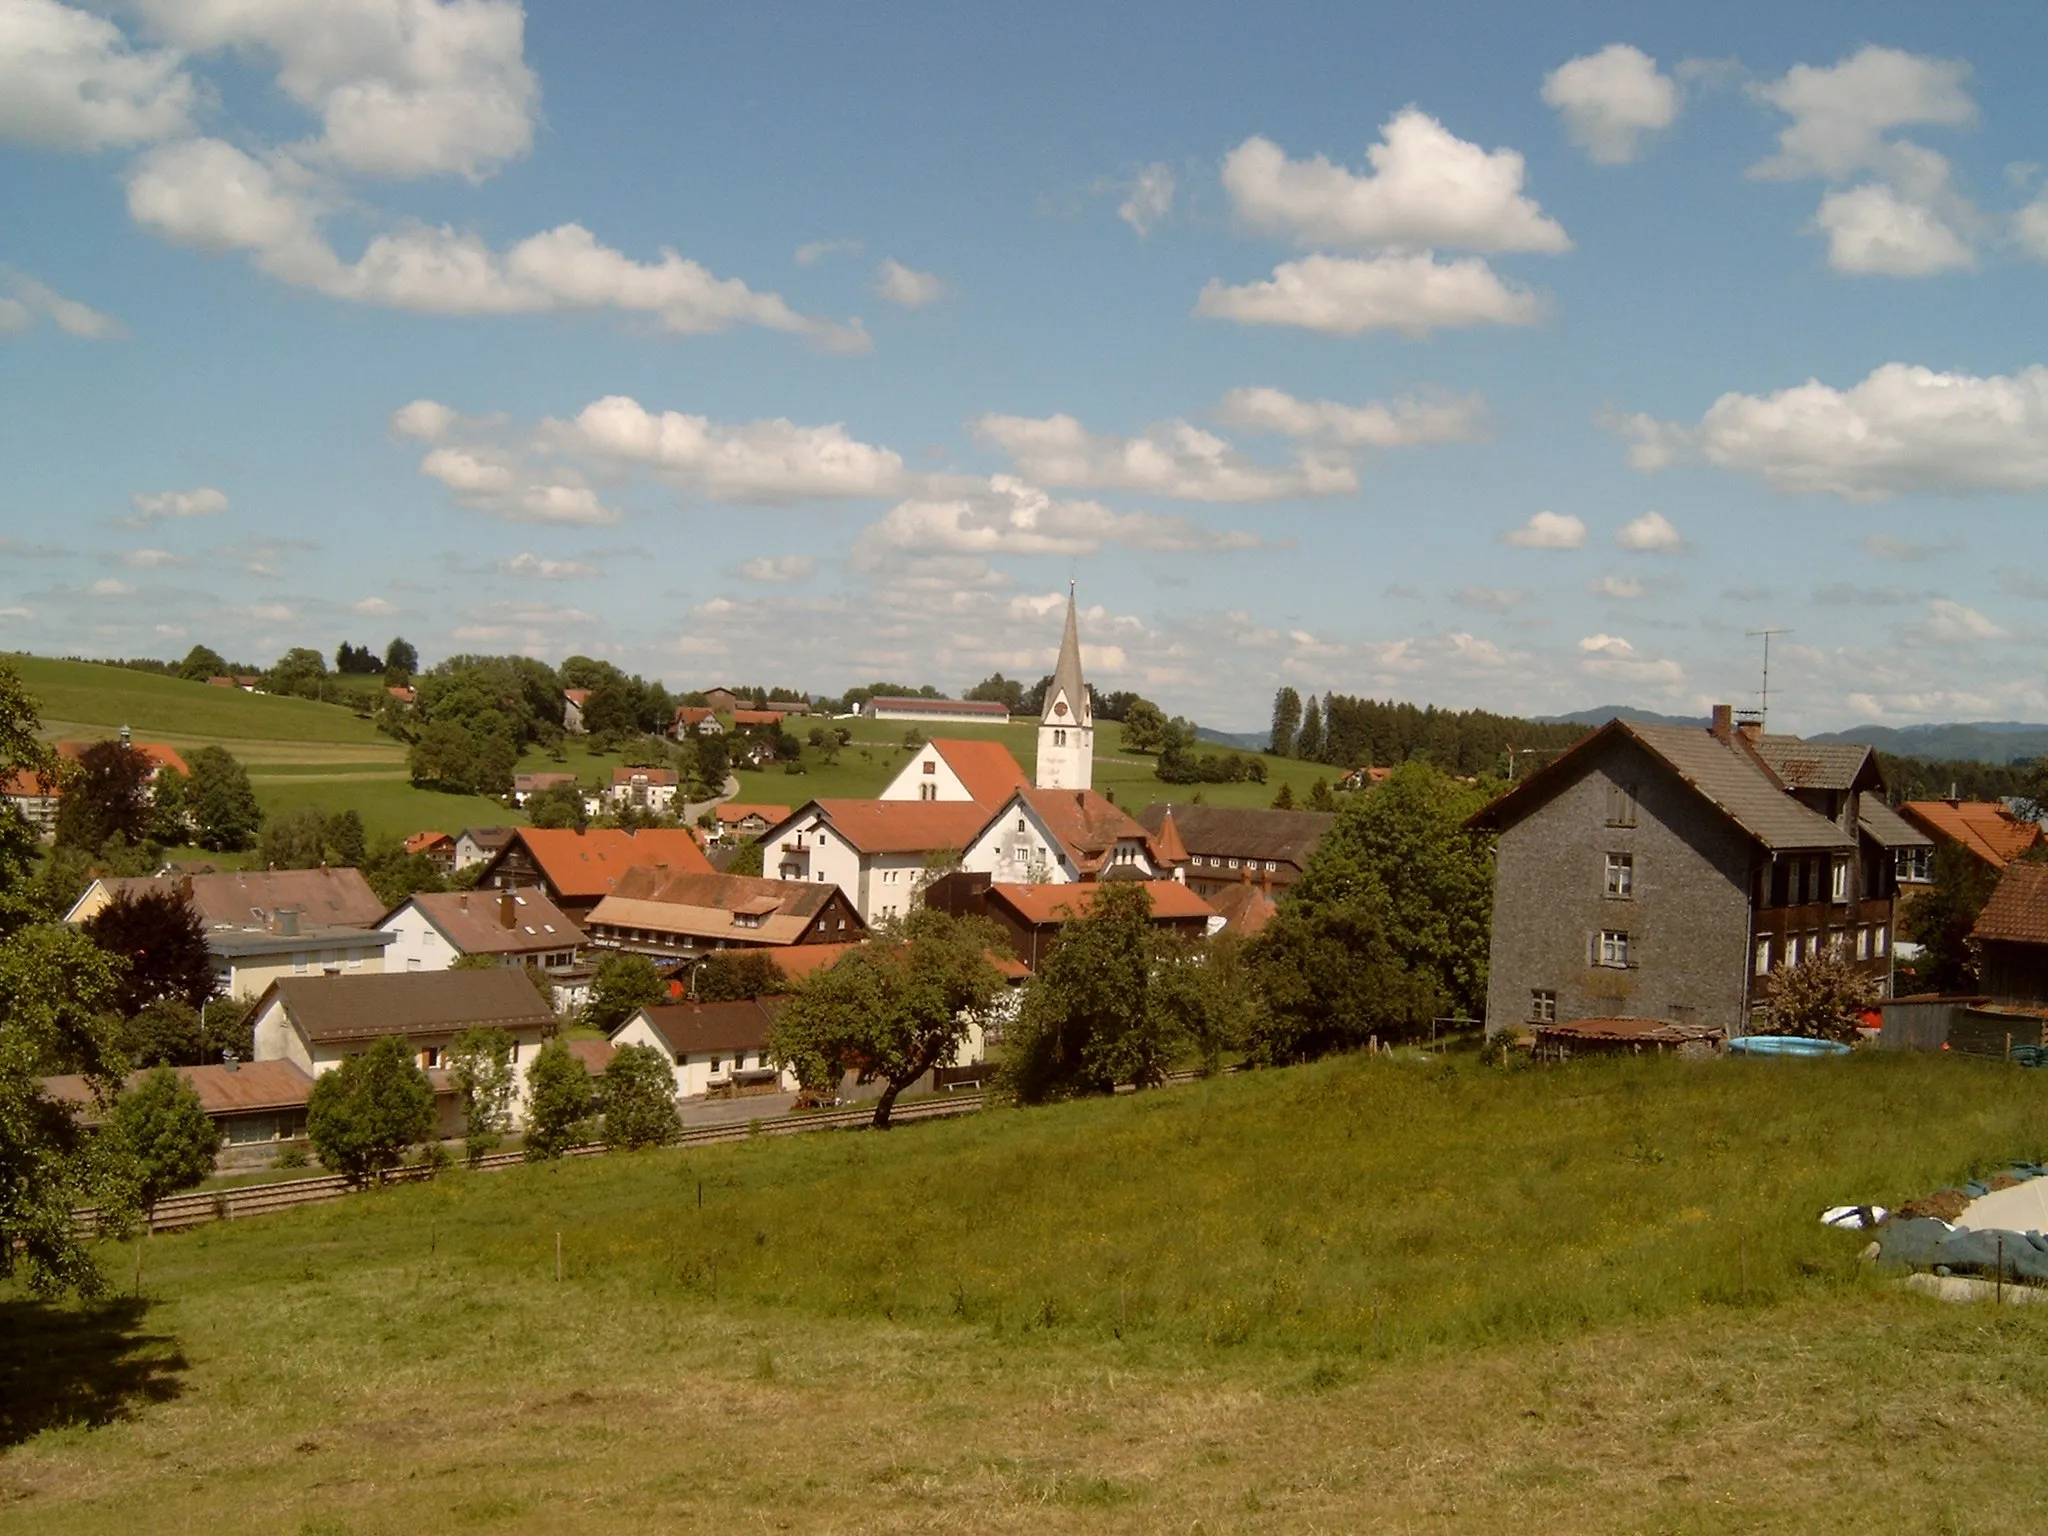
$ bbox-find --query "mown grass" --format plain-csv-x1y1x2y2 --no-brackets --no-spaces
9,656,390,747
8,1051,2048,1532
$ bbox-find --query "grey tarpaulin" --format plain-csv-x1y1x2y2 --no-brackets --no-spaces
1877,1218,2048,1283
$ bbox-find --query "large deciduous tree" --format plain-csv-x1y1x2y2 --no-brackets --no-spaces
692,950,787,1002
600,1043,680,1148
523,1038,592,1160
260,806,332,870
447,1027,517,1164
54,739,154,854
187,745,262,851
305,1036,436,1184
82,887,216,1016
585,952,668,1032
771,908,1007,1127
1901,845,2002,994
109,1066,218,1222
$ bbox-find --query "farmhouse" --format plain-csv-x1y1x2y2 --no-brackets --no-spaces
714,803,791,841
923,871,1217,971
454,826,516,871
562,688,591,733
763,799,992,924
478,826,713,921
404,830,456,871
66,868,393,1000
249,969,558,1131
606,765,679,813
510,771,578,807
1134,803,1336,898
377,886,583,973
862,696,1011,725
611,999,796,1099
961,786,1159,884
583,865,864,960
670,706,724,738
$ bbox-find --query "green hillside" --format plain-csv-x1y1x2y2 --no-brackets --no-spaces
11,1051,2048,1532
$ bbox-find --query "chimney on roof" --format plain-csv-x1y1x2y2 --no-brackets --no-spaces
1736,719,1762,744
120,723,131,747
276,908,299,937
1711,704,1733,742
499,888,516,930
222,1048,238,1072
459,893,469,911
176,874,193,901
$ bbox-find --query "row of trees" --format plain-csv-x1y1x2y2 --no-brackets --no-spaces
1270,687,1591,776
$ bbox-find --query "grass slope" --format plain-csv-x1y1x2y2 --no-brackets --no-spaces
8,655,392,752
9,1052,2048,1532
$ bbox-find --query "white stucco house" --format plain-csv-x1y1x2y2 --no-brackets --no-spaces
607,766,679,813
611,999,796,1099
879,738,1031,805
959,787,1158,886
376,886,583,973
760,798,993,925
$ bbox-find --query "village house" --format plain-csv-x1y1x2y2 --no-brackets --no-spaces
605,765,679,814
1970,862,2048,1005
701,688,740,714
453,826,515,871
404,830,456,871
763,799,994,924
562,688,591,733
376,886,583,974
1469,706,1929,1036
610,999,796,1099
670,706,725,739
1897,797,2043,900
41,1059,317,1169
59,735,190,782
583,865,863,961
386,685,416,706
510,771,578,807
960,786,1159,885
713,803,792,842
1134,803,1336,899
879,738,1031,805
250,969,559,1135
923,871,1218,971
476,826,713,921
66,868,393,1000
1,765,61,838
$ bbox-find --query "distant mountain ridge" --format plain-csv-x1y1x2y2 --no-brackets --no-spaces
1807,722,2048,765
1530,705,1706,729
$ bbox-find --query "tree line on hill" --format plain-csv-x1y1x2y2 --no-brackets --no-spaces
1269,688,1591,776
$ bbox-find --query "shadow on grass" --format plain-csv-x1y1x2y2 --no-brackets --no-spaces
0,1297,188,1447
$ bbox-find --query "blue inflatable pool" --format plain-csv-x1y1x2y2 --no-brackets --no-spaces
1728,1034,1852,1058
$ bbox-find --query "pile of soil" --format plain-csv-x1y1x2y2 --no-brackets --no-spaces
1896,1189,1971,1222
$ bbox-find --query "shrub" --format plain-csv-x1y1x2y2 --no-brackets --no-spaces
600,1043,680,1149
306,1037,436,1185
523,1039,592,1160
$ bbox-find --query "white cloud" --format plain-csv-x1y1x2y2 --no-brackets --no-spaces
391,398,457,441
118,547,185,568
0,269,123,339
974,412,1353,501
1751,47,1981,278
0,0,196,151
1611,363,2048,499
2017,195,2048,262
795,238,861,265
350,596,395,614
130,486,229,524
874,258,945,308
1215,385,1487,447
1195,252,1542,338
559,395,905,502
500,553,596,580
1614,510,1682,552
1451,586,1523,614
857,476,1258,564
1865,532,1952,563
1814,184,1973,276
736,554,817,583
1501,510,1586,550
1752,47,1975,183
0,606,32,621
1220,111,1570,253
1578,633,1633,656
1589,573,1647,600
417,444,619,526
133,0,539,181
127,141,870,349
1542,44,1679,164
88,577,135,597
1118,163,1175,235
1909,599,2008,646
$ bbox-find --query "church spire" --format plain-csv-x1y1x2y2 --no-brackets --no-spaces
1041,580,1091,728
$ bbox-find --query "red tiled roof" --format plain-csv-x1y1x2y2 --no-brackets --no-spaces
1973,862,2048,946
807,799,993,855
564,689,592,706
929,739,1031,806
564,1039,616,1077
405,830,453,855
1149,806,1189,866
719,803,792,824
611,766,678,786
397,886,584,956
1206,879,1277,935
57,739,189,776
1902,800,2044,870
730,709,784,726
986,880,1216,926
510,828,712,900
1,766,61,797
42,1060,315,1120
868,696,1009,716
1017,788,1151,873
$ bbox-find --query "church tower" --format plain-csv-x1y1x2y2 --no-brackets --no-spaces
1035,583,1093,790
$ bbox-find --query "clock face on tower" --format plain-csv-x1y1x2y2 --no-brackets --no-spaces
1054,701,1068,717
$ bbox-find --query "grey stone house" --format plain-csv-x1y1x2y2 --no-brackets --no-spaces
1469,706,1930,1035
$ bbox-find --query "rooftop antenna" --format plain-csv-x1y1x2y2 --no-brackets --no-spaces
1745,628,1791,727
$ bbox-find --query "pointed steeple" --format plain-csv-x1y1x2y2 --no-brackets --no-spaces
1041,581,1091,728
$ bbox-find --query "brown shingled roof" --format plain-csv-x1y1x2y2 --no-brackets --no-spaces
92,867,386,930
625,999,785,1057
42,1059,314,1121
1973,862,2048,946
586,867,856,946
396,887,584,957
1747,735,1875,791
258,969,556,1045
1017,788,1151,872
1134,803,1334,866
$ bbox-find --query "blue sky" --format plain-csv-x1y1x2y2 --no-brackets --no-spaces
2,2,2045,733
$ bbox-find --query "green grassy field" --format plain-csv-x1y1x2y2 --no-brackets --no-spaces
9,1051,2048,1533
8,655,394,753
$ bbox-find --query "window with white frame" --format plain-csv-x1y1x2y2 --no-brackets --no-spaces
1875,925,1888,956
1598,930,1630,968
1754,937,1771,975
1831,857,1849,903
1529,989,1557,1022
1605,853,1633,898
